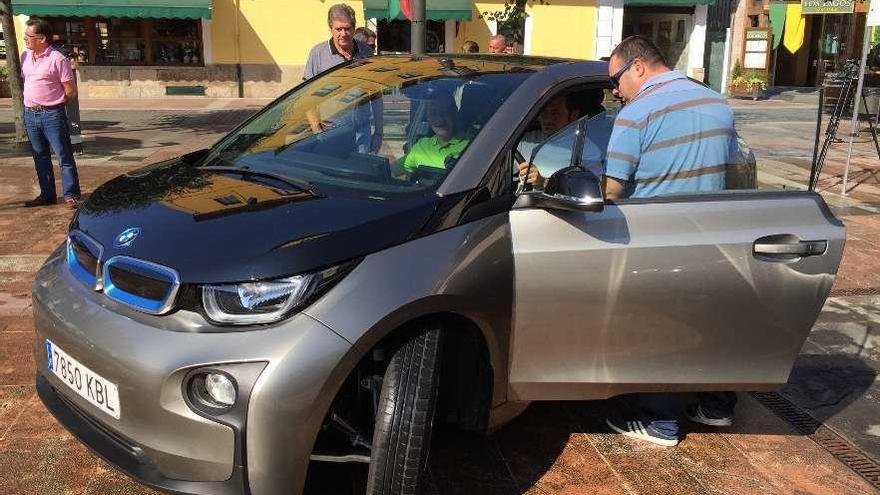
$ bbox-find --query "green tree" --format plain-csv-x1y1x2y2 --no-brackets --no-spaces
481,1,549,46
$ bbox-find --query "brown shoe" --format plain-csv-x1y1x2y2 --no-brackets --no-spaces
24,195,57,207
65,197,79,209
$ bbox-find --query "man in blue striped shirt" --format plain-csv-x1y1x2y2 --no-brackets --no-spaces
604,36,737,201
602,36,738,447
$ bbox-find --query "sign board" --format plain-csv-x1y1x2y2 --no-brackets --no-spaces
743,29,771,70
801,0,855,14
868,0,879,26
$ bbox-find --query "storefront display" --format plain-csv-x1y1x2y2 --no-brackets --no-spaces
45,16,203,66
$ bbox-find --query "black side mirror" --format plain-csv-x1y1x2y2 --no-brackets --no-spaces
515,166,604,212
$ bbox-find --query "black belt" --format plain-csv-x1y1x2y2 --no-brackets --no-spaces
26,103,66,112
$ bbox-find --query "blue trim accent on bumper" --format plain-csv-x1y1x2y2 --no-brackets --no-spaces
66,231,104,291
102,256,181,315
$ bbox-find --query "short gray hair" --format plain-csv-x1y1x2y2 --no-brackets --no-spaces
328,3,357,27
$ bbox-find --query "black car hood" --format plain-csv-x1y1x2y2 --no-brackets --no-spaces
72,160,438,283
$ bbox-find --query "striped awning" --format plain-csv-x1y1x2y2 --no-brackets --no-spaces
12,0,211,19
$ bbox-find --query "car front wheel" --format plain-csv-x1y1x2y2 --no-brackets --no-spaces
366,327,441,495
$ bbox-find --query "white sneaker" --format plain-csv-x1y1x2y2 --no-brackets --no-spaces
685,405,733,427
605,417,679,447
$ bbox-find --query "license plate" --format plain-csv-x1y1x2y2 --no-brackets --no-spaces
45,339,121,420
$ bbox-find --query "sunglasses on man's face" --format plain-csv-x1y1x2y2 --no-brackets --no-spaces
610,59,636,90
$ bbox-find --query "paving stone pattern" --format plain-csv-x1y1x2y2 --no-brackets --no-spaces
1,98,879,494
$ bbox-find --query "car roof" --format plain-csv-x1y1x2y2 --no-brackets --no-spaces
346,54,610,81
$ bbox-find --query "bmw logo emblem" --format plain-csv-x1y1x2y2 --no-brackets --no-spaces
114,227,142,248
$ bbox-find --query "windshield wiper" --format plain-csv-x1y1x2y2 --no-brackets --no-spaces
200,165,322,197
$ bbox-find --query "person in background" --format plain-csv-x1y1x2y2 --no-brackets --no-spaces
304,4,383,153
354,26,377,55
20,18,81,209
504,35,516,54
462,40,480,53
602,35,739,447
488,34,507,54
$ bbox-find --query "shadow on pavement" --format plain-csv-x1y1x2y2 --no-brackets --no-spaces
151,110,259,134
79,136,145,158
785,354,877,424
304,360,878,495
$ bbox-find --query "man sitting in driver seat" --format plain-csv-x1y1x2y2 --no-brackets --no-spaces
397,94,470,175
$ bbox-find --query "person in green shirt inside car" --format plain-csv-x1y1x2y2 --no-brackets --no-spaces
396,94,469,176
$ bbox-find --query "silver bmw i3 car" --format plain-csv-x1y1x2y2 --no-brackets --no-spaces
33,54,844,495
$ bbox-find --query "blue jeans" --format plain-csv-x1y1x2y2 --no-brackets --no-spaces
24,108,81,201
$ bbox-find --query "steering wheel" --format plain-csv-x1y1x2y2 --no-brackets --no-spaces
409,165,446,186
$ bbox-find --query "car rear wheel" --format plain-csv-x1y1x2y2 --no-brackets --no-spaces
366,327,441,495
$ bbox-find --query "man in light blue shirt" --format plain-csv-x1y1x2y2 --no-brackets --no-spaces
603,35,739,448
603,37,737,201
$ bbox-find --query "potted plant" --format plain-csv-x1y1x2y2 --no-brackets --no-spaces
728,61,768,100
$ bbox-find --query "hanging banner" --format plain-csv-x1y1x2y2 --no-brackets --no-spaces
801,0,855,14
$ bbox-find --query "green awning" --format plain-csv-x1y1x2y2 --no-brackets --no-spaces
624,0,715,5
12,0,212,19
364,0,472,21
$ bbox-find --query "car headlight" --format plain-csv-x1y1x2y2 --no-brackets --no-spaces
201,262,354,325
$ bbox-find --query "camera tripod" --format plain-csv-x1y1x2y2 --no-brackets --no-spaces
809,60,880,191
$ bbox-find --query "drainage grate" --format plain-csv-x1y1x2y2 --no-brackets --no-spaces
752,392,880,488
829,287,880,297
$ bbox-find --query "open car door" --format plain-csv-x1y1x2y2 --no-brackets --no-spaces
506,112,845,401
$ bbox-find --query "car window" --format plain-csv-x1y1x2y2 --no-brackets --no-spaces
201,58,536,200
525,120,578,182
513,87,620,193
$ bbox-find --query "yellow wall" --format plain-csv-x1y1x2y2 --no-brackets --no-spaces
211,0,597,65
452,1,597,59
529,0,596,60
452,1,503,53
212,0,365,65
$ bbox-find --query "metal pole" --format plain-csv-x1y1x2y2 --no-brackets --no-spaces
841,20,872,195
65,66,84,154
810,87,824,190
411,0,426,55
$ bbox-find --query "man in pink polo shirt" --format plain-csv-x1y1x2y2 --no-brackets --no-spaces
20,18,81,208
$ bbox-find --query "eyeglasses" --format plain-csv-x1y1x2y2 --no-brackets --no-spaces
610,59,636,90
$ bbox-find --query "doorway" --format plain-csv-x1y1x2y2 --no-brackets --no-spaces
376,20,446,53
624,7,695,72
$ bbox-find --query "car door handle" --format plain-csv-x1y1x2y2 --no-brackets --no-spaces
754,238,827,257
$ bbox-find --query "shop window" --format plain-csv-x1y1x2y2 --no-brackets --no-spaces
43,17,203,67
151,19,202,65
96,18,146,64
47,18,90,64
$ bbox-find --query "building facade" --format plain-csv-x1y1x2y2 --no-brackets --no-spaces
11,0,722,98
728,0,879,89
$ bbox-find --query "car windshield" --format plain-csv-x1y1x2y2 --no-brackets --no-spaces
200,56,538,199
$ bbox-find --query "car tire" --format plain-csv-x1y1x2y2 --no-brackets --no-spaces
366,327,442,495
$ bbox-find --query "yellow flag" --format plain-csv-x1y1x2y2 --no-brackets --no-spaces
783,3,806,53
